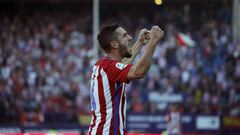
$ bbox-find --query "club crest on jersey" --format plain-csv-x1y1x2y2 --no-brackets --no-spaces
116,62,127,70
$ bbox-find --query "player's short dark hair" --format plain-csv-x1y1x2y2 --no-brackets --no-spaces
97,24,120,53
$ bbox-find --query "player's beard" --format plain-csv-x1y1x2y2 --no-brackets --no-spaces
119,43,132,58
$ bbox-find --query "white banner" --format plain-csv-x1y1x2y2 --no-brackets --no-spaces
196,116,220,130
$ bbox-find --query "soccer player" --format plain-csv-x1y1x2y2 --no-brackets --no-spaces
166,104,182,135
88,24,164,135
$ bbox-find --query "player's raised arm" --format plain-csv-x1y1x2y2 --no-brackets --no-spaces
121,28,150,64
127,26,164,81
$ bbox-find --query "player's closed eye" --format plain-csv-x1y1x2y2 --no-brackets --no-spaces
123,33,128,38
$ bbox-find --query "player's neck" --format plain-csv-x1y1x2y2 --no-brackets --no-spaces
106,52,122,62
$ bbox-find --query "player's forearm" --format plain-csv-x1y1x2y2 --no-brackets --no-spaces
134,40,157,76
121,42,143,64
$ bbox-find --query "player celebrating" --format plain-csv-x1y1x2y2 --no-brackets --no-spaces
88,24,164,135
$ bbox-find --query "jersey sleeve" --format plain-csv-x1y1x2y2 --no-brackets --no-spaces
105,61,132,83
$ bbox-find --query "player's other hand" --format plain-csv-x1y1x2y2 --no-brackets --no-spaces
138,28,151,45
150,26,164,44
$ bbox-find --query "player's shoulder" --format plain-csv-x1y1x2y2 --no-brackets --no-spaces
95,57,128,70
95,57,115,67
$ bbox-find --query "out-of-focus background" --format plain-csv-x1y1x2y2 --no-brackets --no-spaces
0,0,239,135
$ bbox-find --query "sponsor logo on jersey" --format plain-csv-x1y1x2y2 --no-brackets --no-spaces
116,62,127,70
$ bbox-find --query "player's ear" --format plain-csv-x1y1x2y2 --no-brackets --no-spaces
110,41,119,49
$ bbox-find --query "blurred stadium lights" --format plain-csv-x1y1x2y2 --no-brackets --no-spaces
154,0,163,5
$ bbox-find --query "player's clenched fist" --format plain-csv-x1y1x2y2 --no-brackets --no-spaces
138,28,151,44
150,26,164,44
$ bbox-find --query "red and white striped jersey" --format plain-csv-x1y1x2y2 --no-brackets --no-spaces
88,57,132,135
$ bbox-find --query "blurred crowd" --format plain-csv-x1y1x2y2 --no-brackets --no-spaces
0,2,240,125
0,11,94,124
